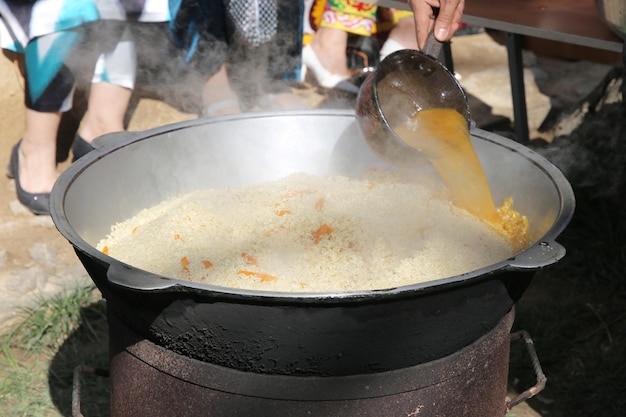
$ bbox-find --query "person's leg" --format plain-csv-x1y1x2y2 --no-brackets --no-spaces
306,26,350,79
73,22,135,159
303,0,377,89
78,81,132,141
10,29,81,210
17,110,62,194
201,62,240,116
379,12,418,61
166,1,236,115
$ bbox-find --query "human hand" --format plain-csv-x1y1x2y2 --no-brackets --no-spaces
408,0,465,49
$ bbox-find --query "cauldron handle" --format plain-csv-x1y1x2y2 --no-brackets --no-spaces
506,240,566,270
107,262,179,291
505,330,547,412
91,131,145,150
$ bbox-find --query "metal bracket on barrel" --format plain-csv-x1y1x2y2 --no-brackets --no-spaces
506,330,547,412
72,365,110,417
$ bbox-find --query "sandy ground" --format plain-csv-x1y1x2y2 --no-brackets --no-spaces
0,31,617,329
0,50,197,329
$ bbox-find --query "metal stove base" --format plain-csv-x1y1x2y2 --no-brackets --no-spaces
107,309,514,417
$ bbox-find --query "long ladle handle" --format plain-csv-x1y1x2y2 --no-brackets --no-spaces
422,30,443,59
421,7,443,59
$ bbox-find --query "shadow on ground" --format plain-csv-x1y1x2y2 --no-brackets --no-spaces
48,301,110,417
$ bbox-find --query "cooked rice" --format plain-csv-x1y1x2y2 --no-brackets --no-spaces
97,170,514,292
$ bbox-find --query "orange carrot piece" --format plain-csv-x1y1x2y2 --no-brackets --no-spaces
276,209,291,216
102,246,109,255
312,223,334,244
201,260,213,269
241,252,258,265
238,270,278,282
181,256,190,271
174,233,181,240
132,226,139,234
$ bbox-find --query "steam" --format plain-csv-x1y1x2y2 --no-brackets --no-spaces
129,0,303,115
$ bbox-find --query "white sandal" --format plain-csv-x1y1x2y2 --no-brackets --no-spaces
301,44,359,94
379,38,406,62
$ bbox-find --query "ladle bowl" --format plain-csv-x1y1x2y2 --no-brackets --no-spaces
355,47,470,167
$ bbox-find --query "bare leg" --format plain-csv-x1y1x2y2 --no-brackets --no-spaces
201,63,240,116
387,16,419,51
78,82,133,142
19,110,61,194
307,27,350,78
380,16,420,61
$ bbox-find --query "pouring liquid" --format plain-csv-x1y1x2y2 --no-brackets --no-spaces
394,108,529,250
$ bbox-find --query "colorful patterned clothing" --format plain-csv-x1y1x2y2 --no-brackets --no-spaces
310,0,413,37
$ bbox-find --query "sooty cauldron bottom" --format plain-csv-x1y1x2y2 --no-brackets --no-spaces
108,309,514,417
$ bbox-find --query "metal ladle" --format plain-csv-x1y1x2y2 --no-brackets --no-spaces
355,32,471,166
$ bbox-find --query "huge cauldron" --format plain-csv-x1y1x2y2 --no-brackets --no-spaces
51,110,574,378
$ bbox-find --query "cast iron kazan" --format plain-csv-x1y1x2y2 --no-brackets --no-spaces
50,110,574,376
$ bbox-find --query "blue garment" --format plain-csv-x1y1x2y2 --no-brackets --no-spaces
0,0,170,48
0,0,170,110
167,0,227,72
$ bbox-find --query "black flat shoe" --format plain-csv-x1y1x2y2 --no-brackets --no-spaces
71,134,95,162
8,141,51,215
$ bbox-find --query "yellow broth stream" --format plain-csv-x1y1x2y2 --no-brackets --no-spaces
394,108,529,250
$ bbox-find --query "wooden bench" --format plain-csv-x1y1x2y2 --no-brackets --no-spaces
376,0,624,142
